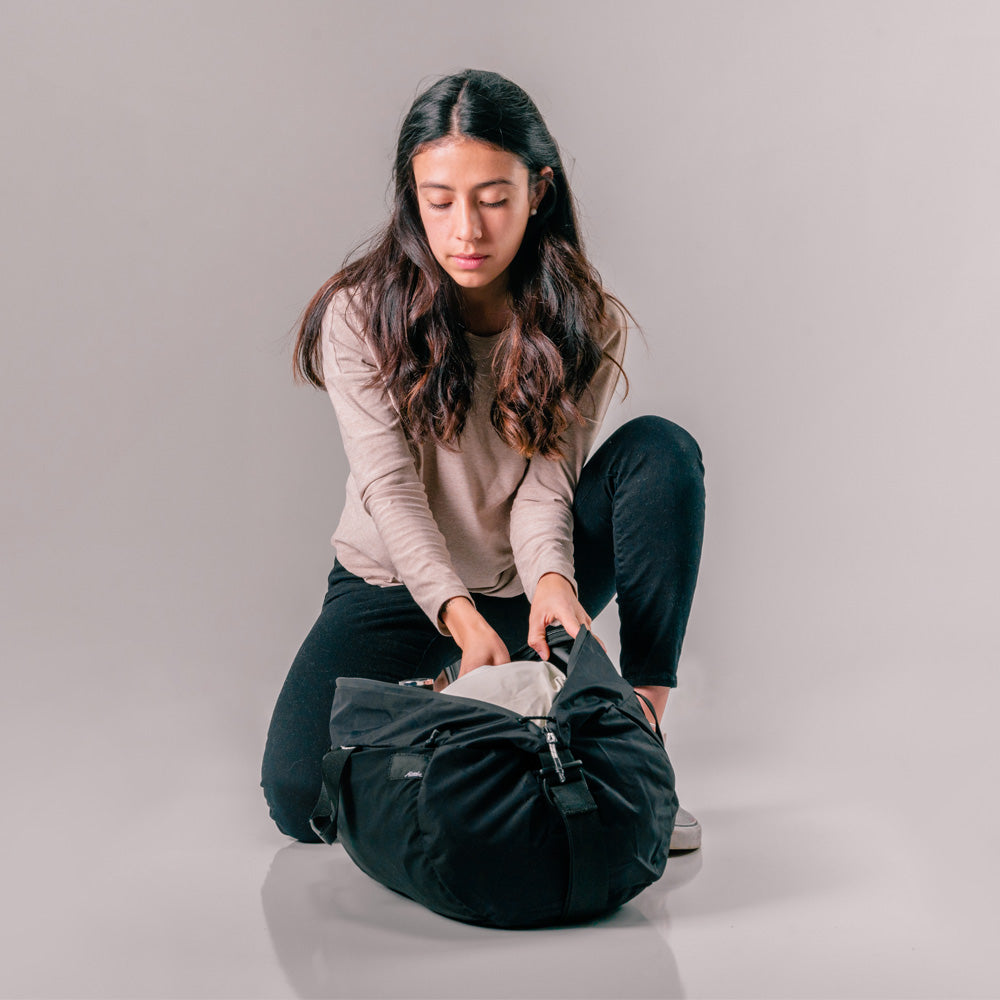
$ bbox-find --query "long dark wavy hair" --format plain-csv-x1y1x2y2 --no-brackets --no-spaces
293,69,626,459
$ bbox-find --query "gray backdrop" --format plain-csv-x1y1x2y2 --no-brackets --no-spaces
2,2,998,997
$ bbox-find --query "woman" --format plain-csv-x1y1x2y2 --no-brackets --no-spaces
262,69,705,847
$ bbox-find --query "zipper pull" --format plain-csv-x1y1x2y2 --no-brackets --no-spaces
545,727,566,784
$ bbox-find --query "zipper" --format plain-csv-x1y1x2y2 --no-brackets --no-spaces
544,726,566,784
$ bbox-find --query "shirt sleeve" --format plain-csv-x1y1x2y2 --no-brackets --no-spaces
509,302,627,601
321,291,472,631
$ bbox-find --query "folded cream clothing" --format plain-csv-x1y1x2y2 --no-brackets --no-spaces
440,660,566,719
320,288,627,632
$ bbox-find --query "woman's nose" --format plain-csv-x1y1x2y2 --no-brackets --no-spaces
455,200,483,242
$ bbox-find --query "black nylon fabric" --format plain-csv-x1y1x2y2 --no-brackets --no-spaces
551,628,679,900
323,627,677,928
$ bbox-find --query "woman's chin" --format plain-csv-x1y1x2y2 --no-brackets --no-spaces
446,269,506,298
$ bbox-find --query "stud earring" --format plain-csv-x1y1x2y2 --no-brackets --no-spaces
530,208,537,216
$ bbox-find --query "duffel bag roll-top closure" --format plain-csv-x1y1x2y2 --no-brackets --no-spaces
537,723,610,922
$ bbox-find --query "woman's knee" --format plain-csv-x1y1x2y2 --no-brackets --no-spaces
261,755,323,843
606,416,704,481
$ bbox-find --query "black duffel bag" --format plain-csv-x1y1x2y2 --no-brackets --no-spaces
309,625,678,928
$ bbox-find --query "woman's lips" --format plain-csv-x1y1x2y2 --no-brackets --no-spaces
453,254,488,270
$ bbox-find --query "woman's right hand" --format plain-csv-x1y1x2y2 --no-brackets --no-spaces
440,596,511,678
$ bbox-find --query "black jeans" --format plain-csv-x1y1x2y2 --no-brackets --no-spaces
261,416,705,841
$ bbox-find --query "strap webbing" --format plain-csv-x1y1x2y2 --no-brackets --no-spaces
547,778,609,920
634,691,665,744
308,747,356,845
539,734,609,921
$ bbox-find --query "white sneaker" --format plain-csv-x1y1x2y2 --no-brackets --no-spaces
669,806,702,852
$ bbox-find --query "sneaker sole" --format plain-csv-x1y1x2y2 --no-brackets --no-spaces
669,819,702,852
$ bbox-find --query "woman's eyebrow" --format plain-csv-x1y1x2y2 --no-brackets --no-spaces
417,178,516,191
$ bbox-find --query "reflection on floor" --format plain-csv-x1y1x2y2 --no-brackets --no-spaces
2,664,998,999
262,842,697,1000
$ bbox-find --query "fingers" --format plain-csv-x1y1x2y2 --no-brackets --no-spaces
458,653,480,678
458,633,510,677
528,608,552,660
491,638,511,666
529,600,595,662
560,610,593,639
527,621,550,662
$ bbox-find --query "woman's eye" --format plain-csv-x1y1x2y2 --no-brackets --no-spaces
427,199,507,211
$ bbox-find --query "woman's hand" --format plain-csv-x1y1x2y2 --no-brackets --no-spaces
527,572,601,660
440,596,511,678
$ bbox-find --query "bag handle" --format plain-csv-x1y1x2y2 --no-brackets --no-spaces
308,747,356,845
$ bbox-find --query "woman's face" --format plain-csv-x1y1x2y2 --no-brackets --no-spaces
411,137,551,303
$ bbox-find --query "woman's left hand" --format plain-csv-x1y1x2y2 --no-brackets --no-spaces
528,572,602,660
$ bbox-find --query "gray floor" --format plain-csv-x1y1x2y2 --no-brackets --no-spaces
3,635,998,999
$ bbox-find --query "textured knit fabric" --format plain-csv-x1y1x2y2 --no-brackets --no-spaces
321,289,626,631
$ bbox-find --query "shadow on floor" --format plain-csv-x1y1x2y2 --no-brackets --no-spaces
261,842,691,999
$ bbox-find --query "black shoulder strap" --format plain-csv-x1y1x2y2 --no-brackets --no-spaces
308,747,356,845
539,731,609,921
634,691,665,744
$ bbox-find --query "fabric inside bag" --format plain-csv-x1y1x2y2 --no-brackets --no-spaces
440,660,565,719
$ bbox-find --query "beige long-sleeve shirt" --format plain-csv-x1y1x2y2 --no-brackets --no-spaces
321,288,626,632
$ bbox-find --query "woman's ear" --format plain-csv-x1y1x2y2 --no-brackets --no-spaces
531,166,555,213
